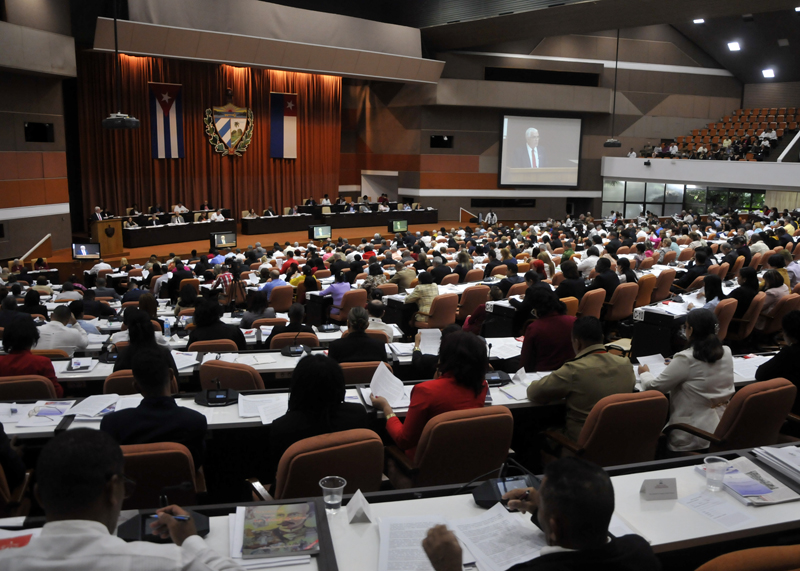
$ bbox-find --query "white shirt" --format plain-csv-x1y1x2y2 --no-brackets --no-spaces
367,317,394,340
110,329,170,347
55,291,83,302
485,212,498,225
175,205,190,213
210,212,225,222
0,519,243,571
36,321,89,357
640,346,734,451
627,151,637,158
153,273,171,296
90,262,112,275
576,255,599,278
320,198,331,205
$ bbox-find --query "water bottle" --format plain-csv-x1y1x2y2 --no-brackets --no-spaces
164,320,171,339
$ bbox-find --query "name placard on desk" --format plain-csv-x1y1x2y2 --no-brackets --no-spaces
640,478,678,501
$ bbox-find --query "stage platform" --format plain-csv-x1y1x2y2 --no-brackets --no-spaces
46,220,460,283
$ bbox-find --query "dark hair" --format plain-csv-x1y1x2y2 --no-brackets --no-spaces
540,457,615,546
247,290,268,314
69,300,85,319
1,296,17,312
287,302,305,323
595,258,611,273
288,354,346,414
524,270,540,284
687,309,724,363
36,429,124,515
572,316,603,345
587,247,599,257
561,260,580,280
695,250,708,265
768,254,786,269
124,309,157,348
782,310,800,342
763,269,785,291
2,316,39,352
178,284,198,307
193,299,222,327
738,266,759,291
529,289,566,317
369,264,383,277
23,288,41,308
132,347,171,392
703,274,725,302
437,331,488,396
419,272,434,285
138,293,158,320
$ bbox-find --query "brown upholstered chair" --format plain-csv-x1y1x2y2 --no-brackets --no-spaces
340,361,392,385
199,361,265,390
577,289,605,320
31,349,69,359
121,443,205,510
252,317,289,328
329,289,368,323
415,293,458,329
677,248,694,262
464,269,484,283
695,544,800,571
376,283,399,296
713,298,738,340
507,282,527,298
748,252,763,271
730,255,745,278
0,375,57,400
639,257,655,271
651,268,676,303
187,339,239,353
726,292,766,341
663,378,796,454
314,269,331,279
103,369,179,395
603,282,638,323
562,296,579,317
544,391,669,467
385,406,514,488
268,285,294,313
551,273,565,287
269,332,320,349
440,274,459,286
266,429,384,500
755,294,800,335
634,274,656,308
489,265,507,277
456,285,489,323
341,329,390,343
179,278,200,294
662,250,677,265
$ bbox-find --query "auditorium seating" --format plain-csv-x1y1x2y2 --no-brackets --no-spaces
269,332,320,349
103,370,179,395
415,293,458,329
577,289,604,320
695,544,800,571
199,361,265,390
0,375,57,400
121,442,205,509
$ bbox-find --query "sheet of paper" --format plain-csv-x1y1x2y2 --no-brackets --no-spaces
378,516,447,571
370,362,406,408
68,394,120,417
360,387,411,410
87,333,109,343
679,491,755,528
609,513,646,541
258,401,289,425
171,351,199,370
389,342,415,356
449,503,546,571
234,354,276,365
0,403,36,424
733,355,773,382
637,354,668,378
418,329,442,355
489,339,523,360
499,384,530,401
115,395,143,411
238,394,288,418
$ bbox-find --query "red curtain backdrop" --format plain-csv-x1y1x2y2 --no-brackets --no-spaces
76,51,341,228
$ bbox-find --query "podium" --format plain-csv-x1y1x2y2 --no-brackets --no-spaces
91,219,124,256
505,167,576,185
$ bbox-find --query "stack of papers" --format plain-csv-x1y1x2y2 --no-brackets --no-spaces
695,456,800,506
171,351,199,370
753,446,800,485
87,333,109,344
388,343,415,356
733,355,772,382
67,394,120,418
488,338,524,360
15,400,75,427
238,394,288,424
0,403,37,425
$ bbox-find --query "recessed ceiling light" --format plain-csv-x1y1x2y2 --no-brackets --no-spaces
693,18,705,24
778,38,790,47
728,42,741,51
763,69,775,78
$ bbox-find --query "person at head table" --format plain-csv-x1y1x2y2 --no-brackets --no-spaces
421,457,659,571
0,429,241,570
510,127,545,168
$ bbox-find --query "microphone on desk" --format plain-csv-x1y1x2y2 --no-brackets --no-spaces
487,343,493,361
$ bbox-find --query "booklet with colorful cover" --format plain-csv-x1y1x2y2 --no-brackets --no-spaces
241,503,320,559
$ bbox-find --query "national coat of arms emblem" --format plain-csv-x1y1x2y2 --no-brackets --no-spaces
204,91,254,156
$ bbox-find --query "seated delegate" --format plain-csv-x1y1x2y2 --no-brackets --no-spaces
370,331,489,459
422,457,659,571
639,309,734,452
187,299,246,350
266,354,369,484
264,303,314,348
112,309,179,381
328,307,388,363
519,290,576,372
102,348,207,468
0,317,64,397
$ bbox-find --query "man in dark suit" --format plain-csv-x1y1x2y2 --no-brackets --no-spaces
482,250,502,279
100,348,207,468
422,457,659,571
588,258,619,301
429,257,452,285
672,250,709,292
121,282,145,304
263,206,276,217
328,307,387,363
264,303,315,349
94,277,121,301
498,263,525,296
169,261,195,303
509,127,545,168
150,204,163,214
329,253,350,278
82,290,117,318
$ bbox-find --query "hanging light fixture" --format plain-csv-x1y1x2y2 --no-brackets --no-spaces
603,29,622,148
102,0,140,129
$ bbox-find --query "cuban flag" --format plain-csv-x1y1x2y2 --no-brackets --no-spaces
270,92,297,159
149,83,184,159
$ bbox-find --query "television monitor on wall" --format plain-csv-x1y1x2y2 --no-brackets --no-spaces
72,243,101,260
389,220,408,233
499,115,582,187
211,231,237,250
308,225,332,240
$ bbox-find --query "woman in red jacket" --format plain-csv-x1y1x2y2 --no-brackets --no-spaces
370,331,488,459
520,288,576,372
0,317,63,397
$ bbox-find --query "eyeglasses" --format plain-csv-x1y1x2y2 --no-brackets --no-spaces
107,472,137,498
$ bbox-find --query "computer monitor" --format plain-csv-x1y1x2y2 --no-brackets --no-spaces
72,243,101,260
210,231,237,250
389,220,408,233
308,225,332,241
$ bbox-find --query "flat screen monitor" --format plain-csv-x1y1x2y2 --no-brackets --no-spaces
499,115,582,187
211,231,237,249
389,220,408,233
309,225,332,240
72,243,101,260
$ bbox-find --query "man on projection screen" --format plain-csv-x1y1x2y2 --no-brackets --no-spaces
510,127,545,168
